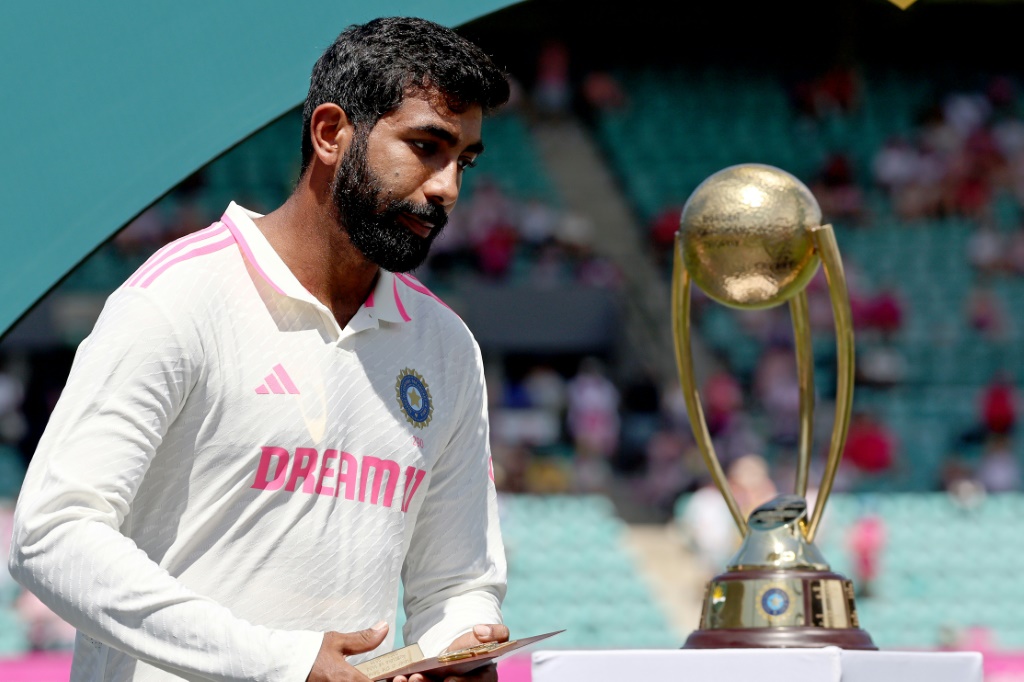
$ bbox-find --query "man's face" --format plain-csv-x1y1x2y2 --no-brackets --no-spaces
331,91,484,273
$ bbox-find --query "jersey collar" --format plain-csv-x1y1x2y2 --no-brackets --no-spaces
221,202,411,329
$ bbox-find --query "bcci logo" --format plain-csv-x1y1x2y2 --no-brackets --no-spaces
396,368,433,429
759,586,790,618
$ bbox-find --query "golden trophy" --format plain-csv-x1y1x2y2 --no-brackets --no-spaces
672,163,876,649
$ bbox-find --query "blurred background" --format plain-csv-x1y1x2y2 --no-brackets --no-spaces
5,0,1024,678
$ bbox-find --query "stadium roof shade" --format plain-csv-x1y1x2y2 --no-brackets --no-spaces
0,0,519,339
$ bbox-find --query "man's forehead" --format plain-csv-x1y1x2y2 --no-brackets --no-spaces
379,92,483,141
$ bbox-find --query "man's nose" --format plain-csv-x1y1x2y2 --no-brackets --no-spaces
424,161,460,209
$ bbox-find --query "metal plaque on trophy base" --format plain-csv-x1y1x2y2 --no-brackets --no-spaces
671,164,876,650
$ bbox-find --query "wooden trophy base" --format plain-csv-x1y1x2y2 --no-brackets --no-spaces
684,625,877,650
682,569,877,650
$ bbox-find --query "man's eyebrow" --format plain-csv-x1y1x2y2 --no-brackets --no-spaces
413,125,485,155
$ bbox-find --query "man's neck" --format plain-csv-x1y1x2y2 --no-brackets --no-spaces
253,190,379,330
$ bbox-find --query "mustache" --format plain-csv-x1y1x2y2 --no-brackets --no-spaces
384,199,448,232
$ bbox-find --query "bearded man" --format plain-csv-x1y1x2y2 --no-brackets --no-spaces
9,16,511,682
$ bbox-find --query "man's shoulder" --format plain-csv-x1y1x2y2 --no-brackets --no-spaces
394,274,472,335
119,222,241,297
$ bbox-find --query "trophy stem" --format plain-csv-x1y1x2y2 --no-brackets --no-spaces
672,234,748,536
789,291,815,502
805,225,855,543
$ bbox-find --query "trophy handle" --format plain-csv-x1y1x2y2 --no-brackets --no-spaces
789,290,815,501
804,224,855,543
672,234,748,536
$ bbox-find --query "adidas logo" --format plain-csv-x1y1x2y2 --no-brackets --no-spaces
255,364,300,395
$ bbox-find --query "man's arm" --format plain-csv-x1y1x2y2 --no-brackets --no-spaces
8,289,323,682
400,336,507,658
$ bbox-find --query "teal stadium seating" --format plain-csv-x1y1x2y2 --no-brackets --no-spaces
388,494,682,651
815,493,1024,651
496,494,681,650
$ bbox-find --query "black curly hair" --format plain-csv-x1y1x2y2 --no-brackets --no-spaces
299,16,510,174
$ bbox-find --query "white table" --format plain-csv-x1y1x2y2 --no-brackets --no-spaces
531,648,983,682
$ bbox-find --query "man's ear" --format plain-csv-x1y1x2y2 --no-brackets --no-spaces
309,103,354,168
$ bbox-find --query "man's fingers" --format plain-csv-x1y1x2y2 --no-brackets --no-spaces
471,624,510,642
335,621,389,655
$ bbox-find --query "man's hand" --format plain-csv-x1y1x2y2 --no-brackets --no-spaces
393,624,510,682
307,622,389,682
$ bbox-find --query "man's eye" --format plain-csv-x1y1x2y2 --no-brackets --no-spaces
458,158,478,171
412,140,437,154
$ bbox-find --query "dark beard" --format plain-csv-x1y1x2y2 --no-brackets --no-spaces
331,132,448,273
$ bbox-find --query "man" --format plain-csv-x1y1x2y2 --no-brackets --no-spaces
8,16,511,682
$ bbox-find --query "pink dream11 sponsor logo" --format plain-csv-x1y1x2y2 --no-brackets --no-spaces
251,446,426,513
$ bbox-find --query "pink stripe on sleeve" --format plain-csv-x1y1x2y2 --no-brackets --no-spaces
139,236,235,288
128,223,227,287
273,364,300,395
392,277,412,322
222,214,286,296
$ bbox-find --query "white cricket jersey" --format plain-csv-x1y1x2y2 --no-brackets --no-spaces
8,202,506,682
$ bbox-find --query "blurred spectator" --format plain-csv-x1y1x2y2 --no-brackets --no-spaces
474,221,519,280
846,505,886,599
752,343,801,448
811,152,865,225
864,285,904,341
491,442,531,493
857,343,908,388
714,413,766,470
842,411,897,477
703,369,743,437
981,371,1017,436
967,222,1007,275
565,357,620,494
464,177,520,280
677,454,777,576
574,244,623,289
640,428,698,516
530,239,575,287
728,453,778,518
943,91,991,141
871,135,944,220
873,135,920,194
677,478,740,576
789,62,862,120
518,197,560,251
532,40,571,120
976,434,1020,492
965,283,1008,340
522,364,568,415
659,380,691,434
580,70,627,115
648,204,683,262
566,357,620,460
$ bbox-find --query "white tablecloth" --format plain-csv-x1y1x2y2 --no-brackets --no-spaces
531,648,984,682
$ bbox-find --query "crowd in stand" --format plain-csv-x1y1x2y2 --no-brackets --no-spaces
633,69,1024,556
